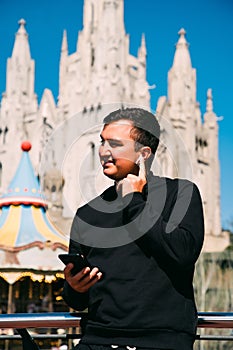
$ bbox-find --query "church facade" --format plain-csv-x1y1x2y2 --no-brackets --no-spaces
0,0,229,252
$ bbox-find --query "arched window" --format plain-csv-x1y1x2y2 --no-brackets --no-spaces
89,142,95,170
3,126,8,144
51,184,57,201
0,163,2,187
91,47,95,66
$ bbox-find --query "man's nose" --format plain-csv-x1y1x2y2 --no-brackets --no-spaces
100,141,112,156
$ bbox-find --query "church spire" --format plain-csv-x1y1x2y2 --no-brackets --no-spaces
167,28,196,108
59,30,69,109
12,19,31,64
206,88,213,113
58,0,150,115
61,29,68,54
6,18,35,98
82,0,124,38
138,33,147,63
172,28,192,71
204,88,218,127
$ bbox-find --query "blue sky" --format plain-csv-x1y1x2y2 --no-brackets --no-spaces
0,0,233,230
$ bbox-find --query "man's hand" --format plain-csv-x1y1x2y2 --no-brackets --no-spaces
117,155,147,197
64,263,102,293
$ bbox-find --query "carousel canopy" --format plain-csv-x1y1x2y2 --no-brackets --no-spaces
0,141,68,249
0,141,46,207
0,142,68,283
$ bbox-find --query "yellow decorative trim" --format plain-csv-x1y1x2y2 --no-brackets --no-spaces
0,271,61,284
32,206,68,245
0,206,21,246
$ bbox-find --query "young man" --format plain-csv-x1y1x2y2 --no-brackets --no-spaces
62,108,204,350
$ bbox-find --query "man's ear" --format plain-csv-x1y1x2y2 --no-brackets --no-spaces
140,146,152,160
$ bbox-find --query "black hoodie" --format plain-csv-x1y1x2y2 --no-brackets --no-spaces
62,174,204,350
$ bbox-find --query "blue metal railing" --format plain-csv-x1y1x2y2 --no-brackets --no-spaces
0,312,232,349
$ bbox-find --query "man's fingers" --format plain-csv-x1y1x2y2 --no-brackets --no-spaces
66,266,102,291
64,263,75,278
116,180,123,193
138,155,146,179
64,263,90,280
82,271,102,287
76,269,103,292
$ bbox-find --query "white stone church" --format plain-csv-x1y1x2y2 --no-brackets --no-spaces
0,0,229,252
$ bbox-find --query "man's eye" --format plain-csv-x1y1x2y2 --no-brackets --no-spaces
99,139,122,147
109,141,122,148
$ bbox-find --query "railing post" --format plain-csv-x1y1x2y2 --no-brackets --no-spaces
16,328,40,350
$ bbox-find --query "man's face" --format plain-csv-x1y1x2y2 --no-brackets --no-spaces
99,120,140,181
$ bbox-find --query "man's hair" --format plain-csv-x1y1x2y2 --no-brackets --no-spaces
103,107,160,155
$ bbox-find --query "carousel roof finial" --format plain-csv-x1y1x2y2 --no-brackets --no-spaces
21,140,32,152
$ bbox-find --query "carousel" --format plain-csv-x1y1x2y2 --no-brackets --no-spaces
0,142,69,315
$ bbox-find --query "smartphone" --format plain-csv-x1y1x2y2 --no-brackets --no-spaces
58,253,90,275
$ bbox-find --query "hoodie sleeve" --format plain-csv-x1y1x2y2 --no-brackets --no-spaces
122,179,204,269
61,217,89,311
